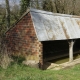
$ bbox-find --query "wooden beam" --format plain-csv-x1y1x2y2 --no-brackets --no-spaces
68,40,75,62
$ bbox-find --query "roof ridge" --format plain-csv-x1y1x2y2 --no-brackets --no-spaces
30,8,80,18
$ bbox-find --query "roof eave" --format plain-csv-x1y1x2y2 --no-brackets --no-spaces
5,8,30,34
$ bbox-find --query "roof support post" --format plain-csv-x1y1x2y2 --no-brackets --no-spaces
68,39,75,62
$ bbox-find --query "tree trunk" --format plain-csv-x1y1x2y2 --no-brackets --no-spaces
5,0,10,29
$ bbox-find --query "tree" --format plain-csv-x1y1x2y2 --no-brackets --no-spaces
5,0,10,29
54,0,80,15
20,0,30,15
42,0,57,12
10,0,20,24
30,0,42,9
42,0,80,16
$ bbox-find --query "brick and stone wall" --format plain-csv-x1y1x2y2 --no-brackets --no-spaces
6,12,43,68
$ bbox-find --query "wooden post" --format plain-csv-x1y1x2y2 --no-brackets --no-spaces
68,40,75,62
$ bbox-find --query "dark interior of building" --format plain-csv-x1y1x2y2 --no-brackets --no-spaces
42,39,80,63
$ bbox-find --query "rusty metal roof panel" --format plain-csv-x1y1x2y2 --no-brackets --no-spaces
30,9,80,41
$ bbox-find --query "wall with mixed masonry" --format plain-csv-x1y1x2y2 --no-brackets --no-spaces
6,12,43,68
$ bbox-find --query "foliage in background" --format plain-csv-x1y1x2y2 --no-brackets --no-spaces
42,0,57,12
0,0,20,69
0,1,20,36
20,0,30,15
42,0,80,15
30,0,42,9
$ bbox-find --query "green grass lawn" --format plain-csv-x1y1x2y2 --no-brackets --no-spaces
0,63,80,80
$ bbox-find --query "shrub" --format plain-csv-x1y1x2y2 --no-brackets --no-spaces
0,53,13,69
0,37,13,69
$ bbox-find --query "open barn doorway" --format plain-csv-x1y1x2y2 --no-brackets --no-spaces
73,39,80,59
42,40,69,64
42,39,80,65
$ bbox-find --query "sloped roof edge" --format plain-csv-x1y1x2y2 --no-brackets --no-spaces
30,8,80,18
5,8,30,34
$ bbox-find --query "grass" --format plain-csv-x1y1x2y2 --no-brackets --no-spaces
0,63,80,80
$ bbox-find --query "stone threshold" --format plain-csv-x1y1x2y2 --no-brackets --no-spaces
44,58,80,70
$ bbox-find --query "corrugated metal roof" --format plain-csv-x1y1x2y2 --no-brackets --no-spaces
30,9,80,41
